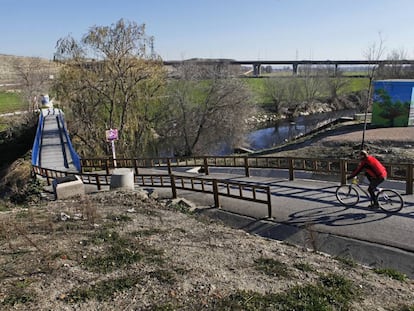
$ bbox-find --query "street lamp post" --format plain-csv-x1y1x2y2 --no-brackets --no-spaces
361,77,373,151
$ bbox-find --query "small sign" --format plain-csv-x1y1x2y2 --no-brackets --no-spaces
106,129,118,141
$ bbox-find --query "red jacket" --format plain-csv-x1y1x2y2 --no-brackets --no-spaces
350,155,387,179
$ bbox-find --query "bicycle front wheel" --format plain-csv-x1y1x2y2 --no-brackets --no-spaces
377,189,404,213
336,185,359,206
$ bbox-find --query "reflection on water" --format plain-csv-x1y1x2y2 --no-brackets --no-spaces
156,110,356,157
246,110,355,151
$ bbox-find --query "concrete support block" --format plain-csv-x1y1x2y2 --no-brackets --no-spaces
110,168,135,190
53,175,85,200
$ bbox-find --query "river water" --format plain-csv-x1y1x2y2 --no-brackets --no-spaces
158,109,356,157
219,109,356,154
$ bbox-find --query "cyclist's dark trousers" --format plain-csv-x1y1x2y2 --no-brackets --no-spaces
368,177,385,204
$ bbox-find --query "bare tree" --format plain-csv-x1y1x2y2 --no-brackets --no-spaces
283,78,303,118
261,78,287,115
361,33,386,149
12,57,56,112
316,66,348,101
53,19,167,157
156,61,255,156
378,48,412,78
299,65,323,102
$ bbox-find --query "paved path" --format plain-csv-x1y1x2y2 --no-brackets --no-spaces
170,170,414,250
151,167,414,277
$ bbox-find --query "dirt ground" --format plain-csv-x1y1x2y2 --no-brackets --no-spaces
320,126,414,143
0,189,413,310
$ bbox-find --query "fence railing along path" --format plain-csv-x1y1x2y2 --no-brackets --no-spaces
79,155,414,194
32,164,273,217
32,155,414,219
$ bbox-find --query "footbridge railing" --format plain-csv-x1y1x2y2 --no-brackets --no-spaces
31,165,273,217
80,156,414,194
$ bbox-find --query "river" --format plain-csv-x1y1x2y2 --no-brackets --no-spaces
219,109,356,155
157,109,357,157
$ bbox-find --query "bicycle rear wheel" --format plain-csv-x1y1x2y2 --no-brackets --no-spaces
336,185,359,206
377,189,404,213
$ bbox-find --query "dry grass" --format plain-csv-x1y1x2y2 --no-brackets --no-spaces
0,190,413,310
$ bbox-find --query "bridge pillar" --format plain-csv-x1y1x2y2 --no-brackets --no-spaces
253,63,261,76
292,63,298,75
53,175,85,200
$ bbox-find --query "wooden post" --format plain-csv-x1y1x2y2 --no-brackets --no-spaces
406,164,413,195
96,175,101,190
203,157,209,175
105,159,110,175
289,158,294,181
266,186,272,218
340,159,347,185
45,170,51,186
134,159,139,175
213,179,220,208
170,175,177,199
244,157,250,177
167,158,172,175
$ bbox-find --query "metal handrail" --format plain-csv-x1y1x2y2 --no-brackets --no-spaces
31,166,273,217
80,156,414,194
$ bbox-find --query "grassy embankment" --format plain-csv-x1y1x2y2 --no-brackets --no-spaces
0,76,369,113
0,92,25,113
0,92,26,131
244,76,369,105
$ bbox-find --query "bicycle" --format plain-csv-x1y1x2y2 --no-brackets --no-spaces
335,177,404,213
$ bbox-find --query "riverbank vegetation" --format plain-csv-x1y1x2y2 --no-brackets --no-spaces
0,92,24,114
52,19,256,158
49,19,374,159
1,20,414,161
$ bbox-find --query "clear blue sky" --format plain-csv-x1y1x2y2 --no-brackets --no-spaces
1,0,413,61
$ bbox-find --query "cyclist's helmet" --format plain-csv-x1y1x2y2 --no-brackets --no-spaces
359,150,369,158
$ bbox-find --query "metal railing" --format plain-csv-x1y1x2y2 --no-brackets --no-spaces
80,156,414,194
31,166,273,218
170,175,272,217
32,153,413,220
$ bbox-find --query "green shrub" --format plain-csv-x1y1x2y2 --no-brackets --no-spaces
65,275,140,302
0,91,25,114
212,273,360,310
374,268,407,281
254,257,291,278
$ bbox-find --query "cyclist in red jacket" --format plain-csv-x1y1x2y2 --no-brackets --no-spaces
347,150,387,208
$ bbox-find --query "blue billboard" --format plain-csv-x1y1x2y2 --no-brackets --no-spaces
372,80,414,127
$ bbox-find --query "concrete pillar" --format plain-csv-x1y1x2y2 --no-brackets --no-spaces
53,175,85,200
292,63,298,75
253,63,261,76
110,168,135,190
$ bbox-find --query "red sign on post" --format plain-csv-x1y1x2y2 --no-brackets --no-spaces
106,129,118,141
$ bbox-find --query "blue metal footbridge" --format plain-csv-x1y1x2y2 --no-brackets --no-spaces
31,108,81,172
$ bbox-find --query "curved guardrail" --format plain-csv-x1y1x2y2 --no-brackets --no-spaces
57,113,81,171
31,111,44,166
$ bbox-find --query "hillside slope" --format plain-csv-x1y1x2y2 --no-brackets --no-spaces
0,190,413,310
